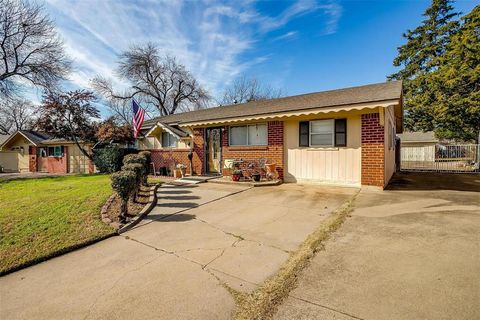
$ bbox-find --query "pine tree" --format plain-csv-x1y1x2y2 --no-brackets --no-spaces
389,0,459,132
429,6,480,142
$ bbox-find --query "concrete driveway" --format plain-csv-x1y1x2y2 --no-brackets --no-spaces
0,182,356,320
275,173,480,320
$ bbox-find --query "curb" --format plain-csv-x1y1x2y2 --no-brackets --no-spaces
117,184,159,234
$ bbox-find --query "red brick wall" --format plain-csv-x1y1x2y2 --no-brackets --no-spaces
29,146,38,172
361,113,385,188
192,128,205,175
222,121,284,179
150,149,192,175
47,146,68,173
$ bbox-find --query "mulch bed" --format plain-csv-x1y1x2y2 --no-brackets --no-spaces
102,184,154,228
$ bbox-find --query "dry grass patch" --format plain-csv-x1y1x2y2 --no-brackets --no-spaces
232,192,359,320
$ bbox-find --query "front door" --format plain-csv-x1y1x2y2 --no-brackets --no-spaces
205,127,222,174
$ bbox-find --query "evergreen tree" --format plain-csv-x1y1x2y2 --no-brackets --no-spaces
389,0,459,131
429,6,480,142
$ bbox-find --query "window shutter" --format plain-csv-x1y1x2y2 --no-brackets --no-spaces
334,119,347,147
299,121,309,147
61,146,65,157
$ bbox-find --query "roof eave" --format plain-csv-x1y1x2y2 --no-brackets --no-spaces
178,99,401,127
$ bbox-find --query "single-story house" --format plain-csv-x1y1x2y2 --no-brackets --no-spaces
138,81,403,189
0,130,94,174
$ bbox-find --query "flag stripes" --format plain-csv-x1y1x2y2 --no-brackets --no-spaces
132,100,145,139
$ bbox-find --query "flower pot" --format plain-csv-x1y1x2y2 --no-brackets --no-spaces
180,168,186,177
232,173,241,182
251,173,261,182
173,169,182,178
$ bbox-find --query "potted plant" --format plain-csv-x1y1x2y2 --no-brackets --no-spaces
232,169,242,182
251,171,261,182
176,163,187,177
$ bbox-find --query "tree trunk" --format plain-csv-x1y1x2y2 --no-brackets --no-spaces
120,199,128,223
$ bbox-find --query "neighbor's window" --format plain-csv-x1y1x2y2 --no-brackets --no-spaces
48,146,64,157
229,123,267,146
162,132,178,148
299,119,347,147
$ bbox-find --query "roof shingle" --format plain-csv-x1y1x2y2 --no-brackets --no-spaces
143,80,402,128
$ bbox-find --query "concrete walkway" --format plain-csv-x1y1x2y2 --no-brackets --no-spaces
275,173,480,320
0,182,356,320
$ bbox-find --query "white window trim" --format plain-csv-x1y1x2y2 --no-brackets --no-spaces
309,119,334,147
229,123,268,146
161,132,178,148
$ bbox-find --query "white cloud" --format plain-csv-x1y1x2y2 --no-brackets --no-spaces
44,0,342,105
272,31,299,42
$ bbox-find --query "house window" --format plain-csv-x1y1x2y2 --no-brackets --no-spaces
229,123,267,146
48,146,64,157
162,132,178,148
299,119,347,147
39,148,47,157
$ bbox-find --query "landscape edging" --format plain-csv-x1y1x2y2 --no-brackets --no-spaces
117,183,159,234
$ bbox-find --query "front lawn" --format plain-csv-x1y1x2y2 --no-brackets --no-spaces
0,175,115,274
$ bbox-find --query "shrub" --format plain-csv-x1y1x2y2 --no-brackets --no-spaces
122,163,144,200
92,146,125,173
138,151,152,183
123,154,147,185
123,154,146,166
111,171,136,221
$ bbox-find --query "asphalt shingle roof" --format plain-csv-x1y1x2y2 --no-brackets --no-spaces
143,80,403,128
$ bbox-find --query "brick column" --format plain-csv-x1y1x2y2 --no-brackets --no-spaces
192,128,205,175
267,121,284,179
28,146,38,172
361,113,385,188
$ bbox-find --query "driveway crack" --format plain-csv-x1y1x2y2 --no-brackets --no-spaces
290,295,366,320
83,254,163,320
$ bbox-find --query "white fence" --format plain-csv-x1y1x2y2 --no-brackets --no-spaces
401,144,480,172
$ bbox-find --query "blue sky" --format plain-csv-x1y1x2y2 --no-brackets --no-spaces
39,0,477,117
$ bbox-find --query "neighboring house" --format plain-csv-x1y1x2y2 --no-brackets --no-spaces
138,81,403,189
0,130,94,174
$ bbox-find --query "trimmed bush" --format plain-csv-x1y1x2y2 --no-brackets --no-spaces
122,163,144,200
92,146,125,173
123,153,147,185
111,170,136,221
123,154,146,166
138,151,152,184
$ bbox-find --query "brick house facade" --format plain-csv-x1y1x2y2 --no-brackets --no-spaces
139,81,403,189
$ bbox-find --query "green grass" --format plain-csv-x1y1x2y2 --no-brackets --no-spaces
0,175,115,274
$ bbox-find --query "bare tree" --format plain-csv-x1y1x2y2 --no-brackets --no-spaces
0,0,70,97
91,43,210,117
0,97,34,134
220,76,285,105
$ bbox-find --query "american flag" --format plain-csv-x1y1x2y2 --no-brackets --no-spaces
132,100,145,139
